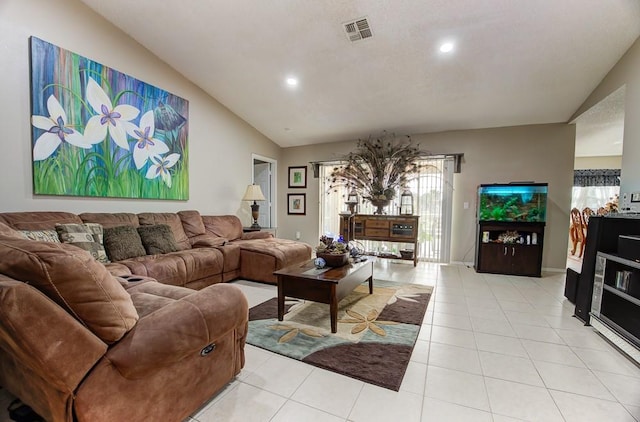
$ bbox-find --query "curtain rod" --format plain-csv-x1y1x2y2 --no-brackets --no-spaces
309,153,464,177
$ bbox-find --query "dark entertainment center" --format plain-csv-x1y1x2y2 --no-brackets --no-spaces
565,215,640,364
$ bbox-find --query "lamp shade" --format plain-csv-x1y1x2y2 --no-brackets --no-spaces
346,189,359,204
242,184,266,201
400,189,413,215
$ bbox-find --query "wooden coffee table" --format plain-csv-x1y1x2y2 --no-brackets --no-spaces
274,259,373,333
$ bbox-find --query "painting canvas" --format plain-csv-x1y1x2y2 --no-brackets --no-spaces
29,37,189,199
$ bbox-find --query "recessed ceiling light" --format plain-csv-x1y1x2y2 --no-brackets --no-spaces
286,77,298,87
439,42,454,53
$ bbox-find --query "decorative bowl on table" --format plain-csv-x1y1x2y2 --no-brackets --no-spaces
316,252,349,267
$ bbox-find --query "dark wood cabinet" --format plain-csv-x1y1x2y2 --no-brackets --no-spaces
475,221,544,277
590,252,640,363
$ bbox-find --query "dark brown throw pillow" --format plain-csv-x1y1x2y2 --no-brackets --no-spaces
137,224,179,255
103,225,146,262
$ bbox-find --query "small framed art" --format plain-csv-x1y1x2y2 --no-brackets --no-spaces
287,193,306,215
288,166,307,188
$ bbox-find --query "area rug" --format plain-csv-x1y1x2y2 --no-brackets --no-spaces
247,280,432,391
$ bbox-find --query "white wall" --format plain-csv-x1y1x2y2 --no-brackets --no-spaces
280,124,575,270
0,0,280,223
572,36,640,194
574,156,622,170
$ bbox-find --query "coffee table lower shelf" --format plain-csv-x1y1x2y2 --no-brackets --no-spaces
274,259,374,333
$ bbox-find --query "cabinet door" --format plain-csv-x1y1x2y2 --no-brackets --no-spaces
479,243,510,273
510,245,540,276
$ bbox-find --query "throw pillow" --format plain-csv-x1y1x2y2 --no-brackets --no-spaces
103,225,147,261
55,223,109,264
137,213,191,250
137,224,179,255
20,229,61,243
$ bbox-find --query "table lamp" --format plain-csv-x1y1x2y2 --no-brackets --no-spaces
345,189,359,214
242,184,266,229
400,189,414,215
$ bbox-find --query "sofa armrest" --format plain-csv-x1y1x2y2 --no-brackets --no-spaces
190,234,228,248
106,283,248,379
242,231,273,240
0,277,107,392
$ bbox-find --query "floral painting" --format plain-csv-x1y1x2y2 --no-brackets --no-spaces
29,37,189,199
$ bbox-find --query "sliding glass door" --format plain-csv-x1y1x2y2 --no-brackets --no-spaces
319,157,454,262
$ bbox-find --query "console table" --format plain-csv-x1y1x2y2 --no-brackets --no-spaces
339,214,419,266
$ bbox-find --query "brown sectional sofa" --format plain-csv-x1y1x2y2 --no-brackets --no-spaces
0,210,311,287
0,210,311,422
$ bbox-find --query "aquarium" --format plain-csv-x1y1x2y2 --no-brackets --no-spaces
478,183,548,222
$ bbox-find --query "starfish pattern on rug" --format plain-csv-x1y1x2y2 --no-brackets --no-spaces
387,287,422,305
339,309,398,336
268,324,325,343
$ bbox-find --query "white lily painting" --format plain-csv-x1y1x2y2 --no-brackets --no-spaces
29,37,189,199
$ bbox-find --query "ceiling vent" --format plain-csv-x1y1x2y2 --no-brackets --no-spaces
344,17,372,42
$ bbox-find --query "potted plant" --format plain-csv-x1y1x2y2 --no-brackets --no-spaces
328,132,425,214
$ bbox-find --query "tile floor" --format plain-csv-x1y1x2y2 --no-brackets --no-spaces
1,261,639,422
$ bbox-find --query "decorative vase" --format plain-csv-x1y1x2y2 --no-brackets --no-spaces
316,252,349,267
369,198,391,215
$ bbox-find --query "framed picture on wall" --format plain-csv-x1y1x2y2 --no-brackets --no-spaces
29,37,189,200
288,166,307,188
287,193,306,215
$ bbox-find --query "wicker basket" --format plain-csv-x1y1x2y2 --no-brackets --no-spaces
399,249,414,260
316,252,349,267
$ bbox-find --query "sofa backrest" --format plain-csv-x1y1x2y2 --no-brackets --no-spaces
0,274,107,422
0,224,139,344
178,210,206,238
201,215,243,241
79,212,140,228
137,213,191,250
0,211,82,230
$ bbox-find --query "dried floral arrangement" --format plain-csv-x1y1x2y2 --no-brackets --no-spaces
316,235,349,254
497,230,520,244
603,194,619,214
328,132,426,203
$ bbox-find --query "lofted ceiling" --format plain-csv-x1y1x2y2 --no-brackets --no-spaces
573,86,625,158
79,0,640,151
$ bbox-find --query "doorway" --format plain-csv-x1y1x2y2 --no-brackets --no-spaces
568,86,624,267
252,154,277,228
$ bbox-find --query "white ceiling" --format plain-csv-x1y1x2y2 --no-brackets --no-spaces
79,0,640,150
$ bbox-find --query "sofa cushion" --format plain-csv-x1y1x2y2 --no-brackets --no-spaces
55,223,109,264
104,225,146,262
0,222,31,239
138,213,190,250
201,215,243,241
137,224,179,255
115,248,224,287
0,233,138,343
190,234,227,248
20,229,61,243
178,210,206,237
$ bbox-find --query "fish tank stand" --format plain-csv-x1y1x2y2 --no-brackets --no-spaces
475,221,545,277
